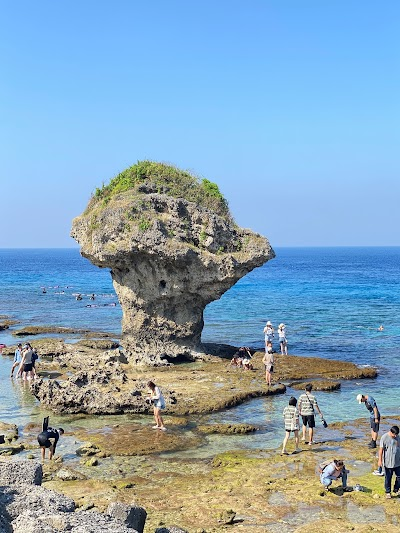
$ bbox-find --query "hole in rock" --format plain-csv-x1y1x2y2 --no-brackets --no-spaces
159,280,167,289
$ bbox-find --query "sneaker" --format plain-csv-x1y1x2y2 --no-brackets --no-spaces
159,427,167,431
301,436,306,441
308,440,316,445
281,451,289,455
293,448,302,454
368,441,377,449
152,425,160,429
386,493,392,499
373,470,384,476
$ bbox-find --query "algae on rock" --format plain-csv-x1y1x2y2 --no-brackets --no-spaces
71,161,274,365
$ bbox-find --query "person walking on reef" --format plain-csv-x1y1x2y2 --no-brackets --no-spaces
37,417,64,461
278,323,288,355
298,384,324,445
377,425,400,499
147,381,167,431
10,343,23,377
356,393,381,448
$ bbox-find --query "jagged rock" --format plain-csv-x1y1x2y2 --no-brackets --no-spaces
31,375,176,415
56,467,87,481
71,161,274,365
107,502,147,532
76,442,101,456
0,459,42,485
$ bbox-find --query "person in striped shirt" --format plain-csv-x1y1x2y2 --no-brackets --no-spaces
282,396,301,455
298,383,323,445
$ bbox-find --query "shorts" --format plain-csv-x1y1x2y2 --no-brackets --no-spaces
370,419,380,432
301,415,315,428
265,364,273,372
279,337,287,344
37,432,51,448
24,363,33,372
265,335,273,342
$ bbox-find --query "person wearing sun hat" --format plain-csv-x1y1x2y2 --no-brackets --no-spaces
263,321,274,352
356,393,381,448
278,323,288,355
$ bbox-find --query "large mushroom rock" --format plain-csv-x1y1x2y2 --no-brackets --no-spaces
71,161,274,365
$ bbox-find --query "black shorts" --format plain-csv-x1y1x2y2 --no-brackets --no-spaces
37,432,51,448
301,415,315,428
370,419,380,432
24,363,33,371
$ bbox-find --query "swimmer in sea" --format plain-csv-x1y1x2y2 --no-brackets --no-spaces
378,325,384,331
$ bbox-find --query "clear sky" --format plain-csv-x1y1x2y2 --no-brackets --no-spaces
2,1,399,248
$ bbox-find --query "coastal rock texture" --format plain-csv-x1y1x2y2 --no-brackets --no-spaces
71,161,274,365
0,460,144,532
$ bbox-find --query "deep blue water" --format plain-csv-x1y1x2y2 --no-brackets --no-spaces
0,247,399,443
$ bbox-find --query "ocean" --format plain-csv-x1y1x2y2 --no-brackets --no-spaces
0,247,399,451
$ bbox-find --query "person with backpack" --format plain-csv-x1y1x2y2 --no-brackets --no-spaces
147,381,167,431
298,383,324,445
319,459,350,492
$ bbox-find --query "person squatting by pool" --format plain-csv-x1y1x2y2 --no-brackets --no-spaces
319,459,351,492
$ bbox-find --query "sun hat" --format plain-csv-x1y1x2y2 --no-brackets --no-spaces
266,321,272,326
279,323,285,328
356,394,363,404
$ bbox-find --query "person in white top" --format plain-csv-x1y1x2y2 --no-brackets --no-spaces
263,321,274,352
147,381,167,431
278,323,288,355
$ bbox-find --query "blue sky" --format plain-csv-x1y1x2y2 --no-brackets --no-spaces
2,1,399,247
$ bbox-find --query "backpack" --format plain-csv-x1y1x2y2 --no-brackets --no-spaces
317,460,331,474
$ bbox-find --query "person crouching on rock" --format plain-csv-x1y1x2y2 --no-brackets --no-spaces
37,426,64,461
147,381,167,431
320,459,350,492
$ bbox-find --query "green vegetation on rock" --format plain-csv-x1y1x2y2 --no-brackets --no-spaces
91,160,229,217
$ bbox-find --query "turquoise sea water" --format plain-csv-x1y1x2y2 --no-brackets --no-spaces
0,247,399,452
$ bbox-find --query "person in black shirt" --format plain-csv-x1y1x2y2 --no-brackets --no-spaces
37,417,64,460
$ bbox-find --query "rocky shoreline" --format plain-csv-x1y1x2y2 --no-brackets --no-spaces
2,338,396,531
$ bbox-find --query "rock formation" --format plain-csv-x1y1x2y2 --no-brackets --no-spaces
71,161,274,365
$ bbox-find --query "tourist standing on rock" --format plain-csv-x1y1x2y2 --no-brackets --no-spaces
377,425,400,498
282,396,300,455
356,393,380,448
263,321,274,352
147,381,167,431
298,384,324,445
10,343,23,377
37,421,64,461
262,348,274,385
278,323,288,355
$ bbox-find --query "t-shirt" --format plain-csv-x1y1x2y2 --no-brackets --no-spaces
23,349,33,365
380,432,400,468
365,395,380,419
13,349,22,363
298,392,318,417
283,405,299,430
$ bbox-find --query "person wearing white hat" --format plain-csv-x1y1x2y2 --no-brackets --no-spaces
263,321,274,352
278,323,288,355
356,394,380,448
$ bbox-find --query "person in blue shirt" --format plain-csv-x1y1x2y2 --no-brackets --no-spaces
320,459,350,492
10,343,23,378
357,393,381,448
